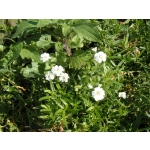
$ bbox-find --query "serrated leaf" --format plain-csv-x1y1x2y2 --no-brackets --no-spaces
69,50,90,68
12,20,38,38
2,42,23,67
20,45,42,63
73,24,101,42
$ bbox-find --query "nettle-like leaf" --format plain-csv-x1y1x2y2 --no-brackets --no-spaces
12,20,38,38
72,23,101,42
20,45,42,63
22,62,42,78
2,42,23,67
69,50,90,69
36,34,52,50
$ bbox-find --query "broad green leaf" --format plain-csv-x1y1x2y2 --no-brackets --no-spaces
62,23,70,36
20,45,42,63
36,34,51,50
69,50,90,68
2,42,23,67
0,68,10,73
70,35,83,48
22,62,41,78
37,20,50,28
12,20,38,38
72,24,101,42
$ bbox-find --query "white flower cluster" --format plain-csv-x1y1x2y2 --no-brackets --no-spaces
92,47,106,63
40,52,51,62
88,83,105,101
41,50,126,101
45,65,69,83
94,51,107,63
92,86,105,101
118,92,126,99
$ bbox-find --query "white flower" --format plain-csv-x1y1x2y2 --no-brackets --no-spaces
51,65,64,76
40,53,51,62
92,47,97,53
94,51,106,63
59,73,69,82
118,92,126,99
88,83,93,89
45,71,55,81
92,87,105,101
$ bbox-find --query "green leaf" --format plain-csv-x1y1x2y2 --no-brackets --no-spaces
62,110,68,129
69,50,90,68
73,24,101,42
118,107,123,115
20,45,42,63
62,23,70,36
70,35,83,48
21,62,41,78
50,80,55,92
55,42,64,52
12,20,38,38
2,42,23,67
57,51,67,67
0,68,10,73
37,20,50,28
36,34,51,50
111,80,123,86
0,45,4,52
39,96,50,101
